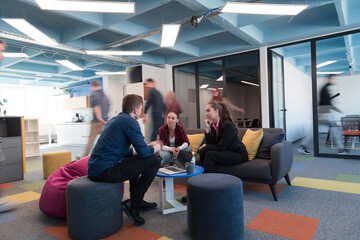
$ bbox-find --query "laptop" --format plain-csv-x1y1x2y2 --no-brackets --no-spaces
174,150,193,169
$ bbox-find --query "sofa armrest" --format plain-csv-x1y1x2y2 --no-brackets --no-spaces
270,141,293,184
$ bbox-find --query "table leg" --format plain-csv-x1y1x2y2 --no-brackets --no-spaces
158,177,187,214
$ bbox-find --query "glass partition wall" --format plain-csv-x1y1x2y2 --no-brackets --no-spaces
316,33,360,157
270,30,360,158
173,65,197,129
173,51,261,130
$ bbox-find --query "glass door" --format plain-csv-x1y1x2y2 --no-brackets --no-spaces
271,52,286,131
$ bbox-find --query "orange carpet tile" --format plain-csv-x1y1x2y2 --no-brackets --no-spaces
0,183,16,190
247,209,320,240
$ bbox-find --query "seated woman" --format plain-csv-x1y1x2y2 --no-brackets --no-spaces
158,111,191,166
199,100,248,173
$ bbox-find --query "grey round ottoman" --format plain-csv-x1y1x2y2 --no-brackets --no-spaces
66,176,123,240
187,173,244,240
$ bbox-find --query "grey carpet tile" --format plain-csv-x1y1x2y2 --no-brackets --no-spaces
0,218,58,240
0,185,28,197
13,201,64,230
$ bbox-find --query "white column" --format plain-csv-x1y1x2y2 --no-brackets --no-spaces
260,47,270,128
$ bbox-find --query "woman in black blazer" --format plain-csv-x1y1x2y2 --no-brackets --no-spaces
199,100,248,173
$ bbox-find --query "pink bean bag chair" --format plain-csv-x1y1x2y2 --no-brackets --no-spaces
39,156,90,219
39,155,125,219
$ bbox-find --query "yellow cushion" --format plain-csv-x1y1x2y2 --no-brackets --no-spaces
242,129,263,160
42,150,72,179
187,134,205,153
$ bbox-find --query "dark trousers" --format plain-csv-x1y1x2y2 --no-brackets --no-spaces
151,116,164,141
200,148,248,173
89,154,161,209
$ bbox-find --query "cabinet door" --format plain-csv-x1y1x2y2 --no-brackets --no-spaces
0,147,22,164
0,163,23,183
0,137,22,148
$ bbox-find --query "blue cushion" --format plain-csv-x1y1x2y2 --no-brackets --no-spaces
255,131,284,159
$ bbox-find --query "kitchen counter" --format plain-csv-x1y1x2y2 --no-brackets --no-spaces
58,122,91,125
56,123,90,145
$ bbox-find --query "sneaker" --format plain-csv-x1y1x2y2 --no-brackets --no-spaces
338,149,348,155
297,145,310,155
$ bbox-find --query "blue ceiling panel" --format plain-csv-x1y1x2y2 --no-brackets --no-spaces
0,0,360,87
128,1,194,29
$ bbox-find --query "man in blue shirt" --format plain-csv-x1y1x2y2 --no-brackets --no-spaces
88,94,162,226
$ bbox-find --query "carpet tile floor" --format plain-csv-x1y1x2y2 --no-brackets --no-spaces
1,143,360,239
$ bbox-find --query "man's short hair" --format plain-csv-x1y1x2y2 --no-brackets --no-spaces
146,78,155,84
91,80,100,87
122,94,143,113
0,39,5,46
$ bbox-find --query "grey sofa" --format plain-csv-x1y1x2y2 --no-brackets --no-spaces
186,128,293,201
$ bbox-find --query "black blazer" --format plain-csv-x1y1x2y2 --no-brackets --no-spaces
204,119,247,154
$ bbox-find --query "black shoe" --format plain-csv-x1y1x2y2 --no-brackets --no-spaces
139,200,157,211
122,199,145,226
181,196,187,204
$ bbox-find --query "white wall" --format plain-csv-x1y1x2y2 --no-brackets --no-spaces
284,60,313,141
102,74,126,119
260,47,270,127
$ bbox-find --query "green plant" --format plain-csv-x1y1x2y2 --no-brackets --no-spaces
0,98,8,115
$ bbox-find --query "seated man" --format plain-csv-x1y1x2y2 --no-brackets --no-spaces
88,94,162,226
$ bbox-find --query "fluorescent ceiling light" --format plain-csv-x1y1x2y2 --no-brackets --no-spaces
316,60,337,68
161,24,181,47
217,76,223,81
221,2,309,15
3,53,29,57
200,84,209,89
35,0,135,13
56,60,83,71
317,71,343,75
2,18,57,45
241,80,259,87
87,50,142,56
95,71,126,75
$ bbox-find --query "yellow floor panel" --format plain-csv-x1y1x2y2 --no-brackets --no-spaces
292,177,360,194
2,191,41,204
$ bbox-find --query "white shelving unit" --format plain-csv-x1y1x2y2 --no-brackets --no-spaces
24,118,40,158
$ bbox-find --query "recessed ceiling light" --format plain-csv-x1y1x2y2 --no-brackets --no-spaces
95,71,126,75
86,50,143,56
161,24,181,47
2,18,57,45
200,84,209,89
35,0,135,13
317,71,343,75
217,76,223,81
221,2,309,16
56,60,83,71
316,60,337,68
3,53,29,57
241,80,259,87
